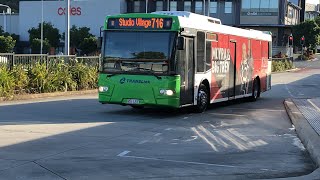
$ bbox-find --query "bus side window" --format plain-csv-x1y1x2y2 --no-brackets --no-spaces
197,31,205,73
268,41,272,59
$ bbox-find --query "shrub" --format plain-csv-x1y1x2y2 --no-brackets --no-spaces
28,62,49,93
48,60,76,92
12,65,29,93
70,62,97,90
0,65,14,98
0,35,16,53
272,59,294,72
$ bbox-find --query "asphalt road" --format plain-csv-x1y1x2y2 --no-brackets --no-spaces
0,61,319,179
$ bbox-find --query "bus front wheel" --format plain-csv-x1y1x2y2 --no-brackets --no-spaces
193,84,209,113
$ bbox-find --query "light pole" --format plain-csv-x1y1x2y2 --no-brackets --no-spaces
0,4,11,33
41,0,43,54
146,0,148,13
65,0,70,55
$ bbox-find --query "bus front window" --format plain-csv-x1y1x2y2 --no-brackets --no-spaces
102,31,176,74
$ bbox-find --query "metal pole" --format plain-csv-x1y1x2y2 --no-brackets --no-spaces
65,0,70,55
208,0,210,16
203,0,206,15
41,0,43,54
167,0,170,11
146,0,148,13
3,10,6,32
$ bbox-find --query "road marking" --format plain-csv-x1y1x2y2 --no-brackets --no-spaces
165,128,173,131
308,99,320,112
209,113,246,117
138,140,148,145
184,136,198,142
183,117,189,119
120,154,236,168
117,151,131,157
285,84,294,97
154,133,162,137
228,108,285,112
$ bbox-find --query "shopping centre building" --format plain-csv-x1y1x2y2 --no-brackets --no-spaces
0,0,316,54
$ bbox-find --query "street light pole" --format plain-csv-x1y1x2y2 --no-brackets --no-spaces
65,0,70,55
41,0,43,54
146,0,148,13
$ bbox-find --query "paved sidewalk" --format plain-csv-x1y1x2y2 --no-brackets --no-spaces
283,98,320,180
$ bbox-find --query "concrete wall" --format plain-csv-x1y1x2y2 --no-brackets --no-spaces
19,0,126,41
0,13,19,35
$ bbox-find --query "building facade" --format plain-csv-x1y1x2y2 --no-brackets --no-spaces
0,0,311,53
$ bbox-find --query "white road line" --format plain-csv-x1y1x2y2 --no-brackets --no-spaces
121,154,236,168
307,99,320,112
138,140,148,145
209,113,246,117
285,84,294,98
154,133,162,137
165,128,173,131
117,151,131,157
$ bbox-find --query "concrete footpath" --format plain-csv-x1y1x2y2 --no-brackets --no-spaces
282,98,320,180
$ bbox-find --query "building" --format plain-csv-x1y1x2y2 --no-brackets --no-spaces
0,0,312,54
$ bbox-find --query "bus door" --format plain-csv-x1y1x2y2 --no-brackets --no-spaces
180,37,195,105
228,40,236,99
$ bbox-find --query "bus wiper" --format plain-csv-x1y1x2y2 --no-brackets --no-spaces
147,72,162,80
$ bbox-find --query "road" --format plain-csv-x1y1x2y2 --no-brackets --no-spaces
0,60,319,179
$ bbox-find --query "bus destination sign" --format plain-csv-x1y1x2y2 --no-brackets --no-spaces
107,18,172,30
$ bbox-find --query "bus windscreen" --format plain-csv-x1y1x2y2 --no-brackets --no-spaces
102,31,176,74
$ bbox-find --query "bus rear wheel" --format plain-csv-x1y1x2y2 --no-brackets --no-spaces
193,84,209,113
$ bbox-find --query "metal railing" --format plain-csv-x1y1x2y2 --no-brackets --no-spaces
0,53,100,70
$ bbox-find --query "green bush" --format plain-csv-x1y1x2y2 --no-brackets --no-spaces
0,60,98,98
12,65,29,93
272,59,294,72
0,65,15,98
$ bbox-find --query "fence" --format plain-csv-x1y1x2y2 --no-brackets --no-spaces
0,53,100,70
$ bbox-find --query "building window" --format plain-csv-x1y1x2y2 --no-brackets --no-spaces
225,1,232,14
195,1,203,14
156,1,163,11
210,1,217,14
184,1,192,12
170,1,177,11
134,1,140,13
241,0,279,15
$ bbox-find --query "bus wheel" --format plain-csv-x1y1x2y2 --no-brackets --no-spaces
250,78,260,101
194,84,209,113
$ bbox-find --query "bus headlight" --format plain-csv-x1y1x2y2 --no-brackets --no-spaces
160,89,174,96
99,86,109,92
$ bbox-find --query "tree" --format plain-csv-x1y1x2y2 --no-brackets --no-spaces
62,25,97,55
30,38,50,54
0,35,16,53
79,36,98,55
28,22,61,48
292,20,320,49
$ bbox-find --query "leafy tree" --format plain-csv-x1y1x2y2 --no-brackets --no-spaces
28,22,61,48
0,35,16,53
79,36,98,55
292,20,320,49
63,25,97,55
30,38,50,54
0,26,4,35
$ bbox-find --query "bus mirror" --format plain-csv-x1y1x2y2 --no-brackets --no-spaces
177,37,185,50
97,37,103,49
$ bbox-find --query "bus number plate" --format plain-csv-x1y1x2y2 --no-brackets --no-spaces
127,99,140,104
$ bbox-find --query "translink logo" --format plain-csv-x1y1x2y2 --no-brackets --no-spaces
119,77,150,84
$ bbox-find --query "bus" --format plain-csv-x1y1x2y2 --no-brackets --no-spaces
98,11,272,112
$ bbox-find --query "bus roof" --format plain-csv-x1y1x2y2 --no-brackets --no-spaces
104,12,272,42
152,11,272,42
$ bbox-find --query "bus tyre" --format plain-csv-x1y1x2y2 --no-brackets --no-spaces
194,84,209,113
250,78,260,101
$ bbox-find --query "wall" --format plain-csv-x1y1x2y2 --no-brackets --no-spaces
19,0,126,41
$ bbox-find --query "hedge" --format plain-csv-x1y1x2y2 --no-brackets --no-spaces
272,59,294,72
0,60,97,99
